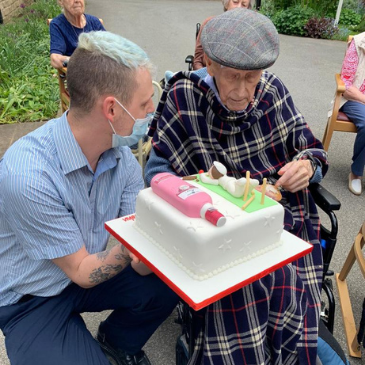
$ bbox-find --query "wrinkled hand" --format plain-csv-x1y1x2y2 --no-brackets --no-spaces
275,160,313,193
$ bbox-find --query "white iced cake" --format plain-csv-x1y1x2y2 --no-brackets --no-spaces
134,179,284,280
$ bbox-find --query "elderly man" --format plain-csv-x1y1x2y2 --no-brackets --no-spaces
145,9,328,364
0,31,178,365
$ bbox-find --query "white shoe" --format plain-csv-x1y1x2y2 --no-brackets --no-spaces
348,173,362,195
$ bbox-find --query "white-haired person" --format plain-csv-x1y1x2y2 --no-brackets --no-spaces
50,0,105,69
193,0,253,70
146,9,328,364
0,31,178,365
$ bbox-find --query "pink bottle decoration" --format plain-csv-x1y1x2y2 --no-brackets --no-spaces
151,173,226,227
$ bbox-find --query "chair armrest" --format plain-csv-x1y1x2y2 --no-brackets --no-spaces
309,183,341,212
335,74,346,94
185,55,194,71
185,55,194,64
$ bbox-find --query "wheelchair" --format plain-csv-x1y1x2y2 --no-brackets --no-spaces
174,184,348,365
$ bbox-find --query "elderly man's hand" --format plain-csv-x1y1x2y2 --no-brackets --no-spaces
275,160,314,193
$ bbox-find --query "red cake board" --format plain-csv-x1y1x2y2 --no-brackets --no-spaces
105,215,313,311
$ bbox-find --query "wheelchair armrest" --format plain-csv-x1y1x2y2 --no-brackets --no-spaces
185,55,194,64
308,183,341,212
185,55,194,71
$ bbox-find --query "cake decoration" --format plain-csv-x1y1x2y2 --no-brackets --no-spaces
134,169,285,280
151,172,227,227
199,161,259,198
255,183,282,202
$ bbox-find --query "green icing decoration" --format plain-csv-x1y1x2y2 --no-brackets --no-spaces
195,175,278,213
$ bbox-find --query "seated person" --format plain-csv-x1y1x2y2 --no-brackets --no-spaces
0,31,178,365
339,32,365,196
145,9,328,364
193,0,252,70
50,0,105,69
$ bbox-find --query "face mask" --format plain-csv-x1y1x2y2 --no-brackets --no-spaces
109,98,154,148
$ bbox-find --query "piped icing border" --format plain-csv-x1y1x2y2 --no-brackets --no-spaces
134,219,283,281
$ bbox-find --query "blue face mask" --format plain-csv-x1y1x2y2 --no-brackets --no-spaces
109,98,153,148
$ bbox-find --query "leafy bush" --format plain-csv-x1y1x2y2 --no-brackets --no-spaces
259,0,276,18
342,0,365,16
352,16,365,32
272,5,316,36
339,8,362,26
330,25,352,40
301,0,338,17
0,0,61,124
304,17,339,39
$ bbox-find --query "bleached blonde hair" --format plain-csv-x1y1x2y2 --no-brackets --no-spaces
67,31,156,113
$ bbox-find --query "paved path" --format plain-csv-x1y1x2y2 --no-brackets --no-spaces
0,1,363,364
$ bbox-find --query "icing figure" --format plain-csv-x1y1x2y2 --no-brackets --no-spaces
255,184,282,201
199,161,259,198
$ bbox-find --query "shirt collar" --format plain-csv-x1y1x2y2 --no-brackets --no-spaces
53,112,119,175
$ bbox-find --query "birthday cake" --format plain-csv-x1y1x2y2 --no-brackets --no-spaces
134,165,284,280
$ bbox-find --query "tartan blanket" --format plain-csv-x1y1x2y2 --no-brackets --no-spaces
147,71,329,364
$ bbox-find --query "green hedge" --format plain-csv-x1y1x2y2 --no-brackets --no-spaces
0,0,61,124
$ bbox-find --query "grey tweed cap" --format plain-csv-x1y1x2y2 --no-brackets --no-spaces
201,8,279,70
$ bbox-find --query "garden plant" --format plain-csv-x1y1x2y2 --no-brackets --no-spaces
0,0,61,124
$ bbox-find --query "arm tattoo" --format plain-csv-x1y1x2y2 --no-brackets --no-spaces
96,250,110,262
114,251,132,263
89,264,124,284
89,246,132,285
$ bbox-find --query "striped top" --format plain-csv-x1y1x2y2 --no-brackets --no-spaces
0,112,143,306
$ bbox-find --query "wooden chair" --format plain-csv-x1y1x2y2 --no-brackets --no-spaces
322,36,357,151
335,221,365,358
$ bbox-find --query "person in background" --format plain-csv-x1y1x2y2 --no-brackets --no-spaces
339,32,365,195
0,31,178,365
193,0,252,70
50,0,105,69
145,9,328,364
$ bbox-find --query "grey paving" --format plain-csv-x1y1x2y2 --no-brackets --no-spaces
0,1,364,364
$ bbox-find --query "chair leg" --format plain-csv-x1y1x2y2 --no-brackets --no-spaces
322,118,334,151
336,272,361,357
335,230,365,358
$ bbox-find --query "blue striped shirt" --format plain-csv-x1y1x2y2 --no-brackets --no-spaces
0,113,144,306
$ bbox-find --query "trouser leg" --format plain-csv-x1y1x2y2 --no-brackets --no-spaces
86,265,179,354
0,265,178,364
0,296,110,365
341,101,365,177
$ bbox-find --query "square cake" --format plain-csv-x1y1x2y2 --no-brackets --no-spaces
134,172,284,280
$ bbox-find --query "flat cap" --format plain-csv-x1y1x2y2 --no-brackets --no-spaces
201,8,279,70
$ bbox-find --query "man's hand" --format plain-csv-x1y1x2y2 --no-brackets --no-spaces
130,254,153,276
275,160,314,193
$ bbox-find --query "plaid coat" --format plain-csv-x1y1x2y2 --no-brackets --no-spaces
146,71,329,365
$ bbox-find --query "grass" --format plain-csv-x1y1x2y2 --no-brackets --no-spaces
0,0,61,124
